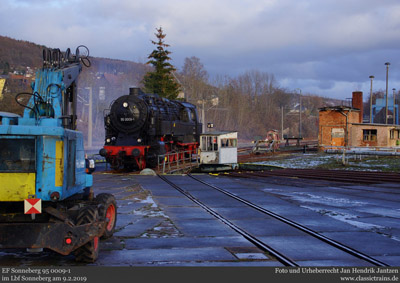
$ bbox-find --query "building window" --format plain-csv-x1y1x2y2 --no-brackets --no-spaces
363,129,377,142
390,130,400,140
390,130,396,140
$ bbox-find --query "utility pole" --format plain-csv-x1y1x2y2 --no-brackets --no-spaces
281,106,284,140
385,62,390,124
85,87,93,148
296,89,302,138
393,88,396,125
201,99,205,133
369,75,374,123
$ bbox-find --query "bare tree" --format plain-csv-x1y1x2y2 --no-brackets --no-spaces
179,56,209,103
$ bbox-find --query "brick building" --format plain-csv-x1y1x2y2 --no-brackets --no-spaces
319,91,400,148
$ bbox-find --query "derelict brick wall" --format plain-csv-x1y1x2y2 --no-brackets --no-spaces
349,124,391,147
318,109,360,146
352,91,363,123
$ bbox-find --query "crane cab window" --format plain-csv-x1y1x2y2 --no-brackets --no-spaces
221,138,237,148
202,136,218,151
0,139,36,172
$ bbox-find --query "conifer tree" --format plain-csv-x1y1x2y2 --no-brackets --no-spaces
142,27,180,99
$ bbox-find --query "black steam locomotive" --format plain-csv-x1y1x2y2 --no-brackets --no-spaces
100,88,202,170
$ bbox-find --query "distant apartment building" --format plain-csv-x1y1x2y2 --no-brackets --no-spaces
318,91,400,148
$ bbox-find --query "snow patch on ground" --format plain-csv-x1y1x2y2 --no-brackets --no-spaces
134,209,168,218
253,152,397,171
390,236,400,242
302,205,385,230
301,206,400,242
136,196,158,208
133,195,169,218
277,191,368,208
254,154,335,169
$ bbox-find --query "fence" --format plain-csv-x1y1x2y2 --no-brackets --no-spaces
157,150,200,174
324,146,400,155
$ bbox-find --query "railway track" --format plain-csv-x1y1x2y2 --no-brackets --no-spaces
227,169,400,185
157,174,390,266
158,174,297,266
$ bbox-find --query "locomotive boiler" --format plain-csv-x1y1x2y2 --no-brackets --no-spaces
100,88,202,170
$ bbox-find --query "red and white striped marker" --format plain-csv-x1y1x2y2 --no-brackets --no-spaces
24,198,42,214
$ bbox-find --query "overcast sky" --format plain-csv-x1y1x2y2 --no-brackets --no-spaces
1,0,400,100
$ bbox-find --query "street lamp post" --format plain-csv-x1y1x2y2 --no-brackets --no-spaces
369,75,374,123
281,106,284,140
385,62,390,124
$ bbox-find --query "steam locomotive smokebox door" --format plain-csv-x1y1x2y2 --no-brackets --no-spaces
110,95,148,133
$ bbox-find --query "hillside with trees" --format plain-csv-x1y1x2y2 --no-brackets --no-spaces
0,35,151,145
0,36,44,74
177,57,342,140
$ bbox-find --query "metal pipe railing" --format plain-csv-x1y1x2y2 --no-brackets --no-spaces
157,150,199,174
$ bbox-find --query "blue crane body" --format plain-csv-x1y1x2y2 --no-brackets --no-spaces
0,47,117,262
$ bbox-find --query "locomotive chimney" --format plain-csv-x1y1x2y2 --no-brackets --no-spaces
129,87,143,96
352,91,363,123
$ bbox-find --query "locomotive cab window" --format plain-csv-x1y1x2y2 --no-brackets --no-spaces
181,109,190,122
190,109,196,121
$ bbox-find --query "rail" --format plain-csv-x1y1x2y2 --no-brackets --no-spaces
228,169,400,185
188,174,389,266
158,174,298,266
157,150,199,174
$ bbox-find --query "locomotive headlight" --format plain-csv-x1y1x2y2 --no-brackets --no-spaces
123,102,128,108
137,138,142,143
106,138,111,143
